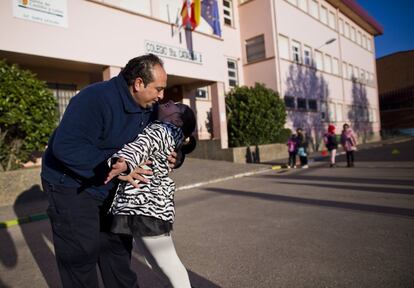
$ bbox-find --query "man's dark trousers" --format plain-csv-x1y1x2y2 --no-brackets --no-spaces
42,179,138,287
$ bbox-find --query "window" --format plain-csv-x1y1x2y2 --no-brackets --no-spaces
324,54,332,73
344,22,350,38
357,31,362,45
362,35,367,48
328,102,335,121
308,99,317,111
342,62,347,78
246,35,265,63
328,11,336,29
367,38,372,51
297,98,307,110
292,40,301,63
354,66,359,80
320,101,327,120
303,46,312,66
339,18,344,34
320,6,328,24
335,103,343,122
227,59,238,87
314,50,323,70
278,35,290,59
223,0,233,26
360,69,365,83
372,109,377,122
348,64,353,79
350,26,356,41
298,0,307,12
310,0,319,18
332,58,339,75
284,96,295,108
196,87,209,99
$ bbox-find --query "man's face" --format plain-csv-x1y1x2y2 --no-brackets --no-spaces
131,64,167,108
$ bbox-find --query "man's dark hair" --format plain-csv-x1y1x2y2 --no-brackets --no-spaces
121,54,164,87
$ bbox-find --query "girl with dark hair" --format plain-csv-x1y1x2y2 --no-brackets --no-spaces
324,124,338,167
341,123,357,167
105,100,196,288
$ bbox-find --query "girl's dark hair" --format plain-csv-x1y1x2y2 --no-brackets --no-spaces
177,103,197,155
121,54,164,87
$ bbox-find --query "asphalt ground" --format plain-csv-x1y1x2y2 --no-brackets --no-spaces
0,137,413,287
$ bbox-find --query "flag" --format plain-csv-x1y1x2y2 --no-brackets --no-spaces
201,0,221,37
181,0,201,30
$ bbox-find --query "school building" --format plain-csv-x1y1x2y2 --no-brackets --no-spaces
0,0,383,151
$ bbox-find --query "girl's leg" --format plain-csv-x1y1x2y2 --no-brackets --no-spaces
133,234,191,288
350,151,355,166
330,149,337,165
346,151,351,167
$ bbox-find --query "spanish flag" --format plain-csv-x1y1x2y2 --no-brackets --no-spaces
181,0,201,30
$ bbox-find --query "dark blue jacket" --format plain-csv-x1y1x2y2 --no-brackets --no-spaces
41,74,156,200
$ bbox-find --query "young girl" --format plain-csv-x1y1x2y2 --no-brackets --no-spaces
324,124,338,167
105,100,196,288
287,133,298,168
341,123,357,167
296,128,309,168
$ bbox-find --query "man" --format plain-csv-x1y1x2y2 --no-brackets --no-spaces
41,54,175,287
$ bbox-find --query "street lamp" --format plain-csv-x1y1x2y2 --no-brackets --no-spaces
317,38,336,50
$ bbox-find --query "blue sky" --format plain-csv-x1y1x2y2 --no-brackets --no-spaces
357,0,414,58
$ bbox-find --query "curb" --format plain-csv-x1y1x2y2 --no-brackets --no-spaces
0,167,273,229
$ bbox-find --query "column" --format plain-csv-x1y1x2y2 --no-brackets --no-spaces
211,82,228,149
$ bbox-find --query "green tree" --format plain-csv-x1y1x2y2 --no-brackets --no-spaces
0,60,57,171
226,83,287,147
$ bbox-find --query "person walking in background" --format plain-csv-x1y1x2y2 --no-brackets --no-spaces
324,124,338,167
296,128,309,169
105,101,197,288
287,133,298,168
341,123,357,167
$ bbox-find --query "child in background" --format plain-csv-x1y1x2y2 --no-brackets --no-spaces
324,124,338,167
105,100,196,288
341,123,357,167
287,133,298,168
296,128,309,169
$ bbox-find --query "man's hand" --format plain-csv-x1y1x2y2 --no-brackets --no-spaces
118,161,153,188
167,151,177,170
105,158,128,184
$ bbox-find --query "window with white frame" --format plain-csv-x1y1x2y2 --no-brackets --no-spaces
328,11,336,29
227,59,238,87
284,96,295,108
362,35,367,48
357,31,362,45
303,46,312,66
310,0,319,18
196,87,209,99
354,66,359,80
342,61,348,78
335,103,343,122
360,69,365,83
350,26,356,41
367,38,372,51
332,58,339,75
344,22,350,38
278,35,290,60
308,99,317,111
223,0,233,26
339,18,344,34
246,35,265,63
324,54,332,73
348,64,353,79
320,101,327,120
320,6,328,24
297,98,307,110
328,102,336,121
292,40,301,63
314,50,323,70
298,0,307,12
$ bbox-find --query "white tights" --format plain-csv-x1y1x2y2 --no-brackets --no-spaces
330,149,337,164
133,234,191,288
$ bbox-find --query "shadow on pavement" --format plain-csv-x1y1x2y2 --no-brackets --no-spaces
203,187,414,218
13,185,61,287
0,225,17,288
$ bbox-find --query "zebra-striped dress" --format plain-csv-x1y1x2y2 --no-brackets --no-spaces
109,121,184,224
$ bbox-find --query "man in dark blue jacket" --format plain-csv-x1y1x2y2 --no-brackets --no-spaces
41,54,172,287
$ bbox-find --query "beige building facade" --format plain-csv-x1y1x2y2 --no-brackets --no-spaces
0,0,382,150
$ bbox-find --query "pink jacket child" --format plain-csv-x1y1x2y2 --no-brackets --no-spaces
341,125,357,152
287,135,298,153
